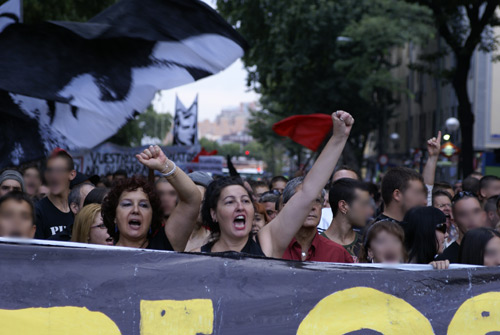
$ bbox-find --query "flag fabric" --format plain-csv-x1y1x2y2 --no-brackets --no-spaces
0,0,21,32
272,114,333,151
173,95,199,146
0,0,247,168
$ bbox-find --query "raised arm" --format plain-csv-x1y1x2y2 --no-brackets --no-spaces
423,131,441,205
136,145,201,251
258,111,354,258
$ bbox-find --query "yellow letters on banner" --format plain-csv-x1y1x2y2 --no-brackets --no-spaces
297,287,434,335
448,292,500,334
0,306,121,335
140,299,214,335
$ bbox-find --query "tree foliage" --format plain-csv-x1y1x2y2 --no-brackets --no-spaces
216,0,434,171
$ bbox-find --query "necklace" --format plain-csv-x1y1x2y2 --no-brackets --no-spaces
301,251,307,258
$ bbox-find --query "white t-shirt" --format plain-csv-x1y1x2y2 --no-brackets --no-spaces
318,207,333,233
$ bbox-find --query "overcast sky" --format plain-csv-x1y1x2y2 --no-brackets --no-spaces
152,0,260,122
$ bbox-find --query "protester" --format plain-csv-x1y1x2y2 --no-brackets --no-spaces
478,176,500,204
71,204,113,245
319,167,360,231
0,191,36,238
433,182,455,198
258,191,280,220
252,202,270,235
83,187,110,206
193,111,354,259
68,182,95,215
102,145,201,251
403,207,448,264
462,175,480,194
359,220,407,263
484,196,500,229
184,171,212,252
37,184,49,199
432,190,457,246
281,177,353,263
269,176,288,194
112,169,128,184
0,170,25,197
22,165,42,199
321,178,372,262
35,149,76,239
376,167,426,225
436,192,487,263
251,181,270,199
155,177,178,220
459,228,500,266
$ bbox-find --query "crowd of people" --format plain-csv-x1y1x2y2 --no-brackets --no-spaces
1,110,499,269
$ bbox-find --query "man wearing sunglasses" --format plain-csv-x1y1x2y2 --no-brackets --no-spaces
436,192,487,263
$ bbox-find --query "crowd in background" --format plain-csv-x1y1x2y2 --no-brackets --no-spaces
0,110,499,269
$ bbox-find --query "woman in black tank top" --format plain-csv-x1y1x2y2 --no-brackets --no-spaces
195,111,355,259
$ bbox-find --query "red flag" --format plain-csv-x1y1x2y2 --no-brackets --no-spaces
191,148,218,163
272,114,332,151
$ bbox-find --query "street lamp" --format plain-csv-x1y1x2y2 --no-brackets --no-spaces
445,117,460,132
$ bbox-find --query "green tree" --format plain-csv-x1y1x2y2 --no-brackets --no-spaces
109,105,172,147
21,0,119,23
406,0,500,177
217,0,433,172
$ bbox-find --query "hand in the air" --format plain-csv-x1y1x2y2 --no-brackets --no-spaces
427,131,442,157
332,110,354,138
136,145,168,172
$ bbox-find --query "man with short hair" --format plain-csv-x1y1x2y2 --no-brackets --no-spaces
436,192,487,263
462,175,480,194
251,181,270,199
484,196,500,229
376,167,426,224
35,148,76,239
68,182,95,215
269,176,288,194
0,191,36,239
259,192,280,220
156,177,178,220
281,177,353,263
479,176,500,203
0,170,25,197
321,178,372,262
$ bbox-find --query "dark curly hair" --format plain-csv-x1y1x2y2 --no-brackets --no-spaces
201,176,254,237
101,176,162,241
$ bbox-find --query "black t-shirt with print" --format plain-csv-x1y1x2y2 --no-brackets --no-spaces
35,197,74,239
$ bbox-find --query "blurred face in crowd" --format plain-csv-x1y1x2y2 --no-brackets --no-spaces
156,180,178,218
23,167,42,197
397,180,426,213
484,236,500,266
286,185,323,229
45,157,75,196
433,195,453,228
115,188,153,242
254,185,269,199
480,180,500,200
0,179,22,197
332,169,358,182
263,201,277,221
74,184,95,214
0,199,35,238
88,211,113,246
271,180,287,195
453,197,486,236
348,189,373,227
212,185,254,240
252,212,266,235
435,223,448,254
38,185,49,199
368,230,405,264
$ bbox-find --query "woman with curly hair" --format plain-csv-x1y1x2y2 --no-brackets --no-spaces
101,145,201,251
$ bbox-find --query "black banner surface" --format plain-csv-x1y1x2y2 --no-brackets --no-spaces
0,240,499,334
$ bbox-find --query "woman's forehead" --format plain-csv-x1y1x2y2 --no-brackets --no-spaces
220,185,249,198
119,188,148,200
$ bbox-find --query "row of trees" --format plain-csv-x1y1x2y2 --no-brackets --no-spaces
217,0,500,177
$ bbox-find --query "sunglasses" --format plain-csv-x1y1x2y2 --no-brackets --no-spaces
435,222,447,234
452,191,477,203
262,190,281,197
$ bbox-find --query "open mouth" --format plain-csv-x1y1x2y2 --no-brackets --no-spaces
105,237,114,245
128,219,141,230
233,215,246,231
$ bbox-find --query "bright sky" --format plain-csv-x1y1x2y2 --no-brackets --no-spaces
152,0,260,122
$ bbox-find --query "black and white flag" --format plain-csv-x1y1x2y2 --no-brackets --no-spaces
173,95,198,146
0,0,247,168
